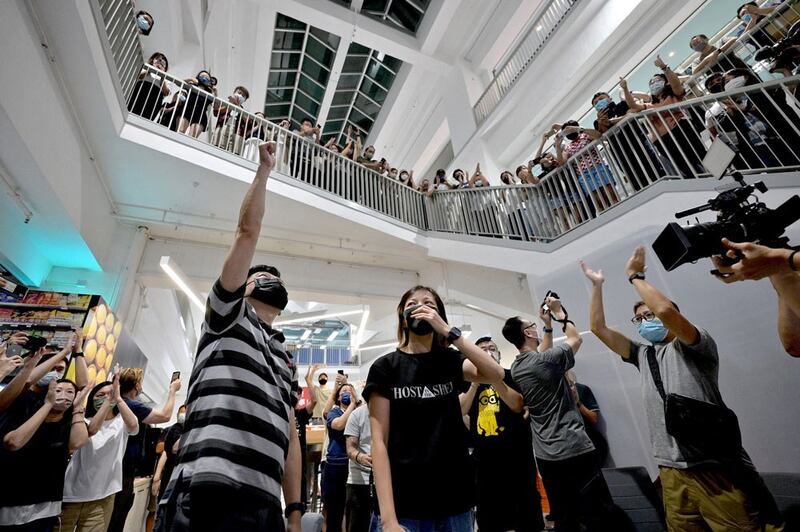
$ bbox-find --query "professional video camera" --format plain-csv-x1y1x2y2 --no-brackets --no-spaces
652,172,800,272
754,20,800,74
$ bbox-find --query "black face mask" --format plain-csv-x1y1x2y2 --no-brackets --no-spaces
566,133,579,141
249,277,288,310
403,304,434,336
318,379,328,386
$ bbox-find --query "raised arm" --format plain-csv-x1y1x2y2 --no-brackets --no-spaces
620,77,644,112
72,332,88,390
537,305,553,352
219,142,276,292
547,297,583,354
304,365,317,415
323,374,346,418
113,375,140,433
742,4,775,34
458,382,479,415
554,131,567,166
142,378,181,425
3,382,56,451
581,261,635,359
68,385,92,451
329,401,356,431
28,344,71,385
771,272,800,357
0,350,42,412
283,407,302,531
626,246,699,345
494,380,524,413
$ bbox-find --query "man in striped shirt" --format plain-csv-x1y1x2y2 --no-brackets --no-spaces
155,142,303,532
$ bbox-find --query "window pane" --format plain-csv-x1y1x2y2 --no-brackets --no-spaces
332,91,352,106
322,120,343,136
336,75,360,90
298,74,325,100
266,87,293,104
377,53,403,73
327,106,349,120
291,107,313,125
276,14,305,30
359,78,387,103
271,53,300,69
309,27,340,51
342,55,368,74
365,60,396,87
354,93,380,118
268,71,296,88
301,59,331,85
264,103,290,119
273,31,304,51
295,91,320,117
348,107,374,130
306,36,336,65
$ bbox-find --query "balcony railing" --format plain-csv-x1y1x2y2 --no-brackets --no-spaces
90,0,800,245
473,0,579,126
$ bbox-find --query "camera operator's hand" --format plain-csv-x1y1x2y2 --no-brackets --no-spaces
538,303,553,328
711,239,795,282
545,296,564,320
625,246,647,277
580,261,604,286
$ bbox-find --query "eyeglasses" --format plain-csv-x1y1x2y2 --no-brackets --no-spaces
523,323,537,331
631,311,657,324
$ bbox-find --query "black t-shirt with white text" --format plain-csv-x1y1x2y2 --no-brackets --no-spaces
363,348,474,520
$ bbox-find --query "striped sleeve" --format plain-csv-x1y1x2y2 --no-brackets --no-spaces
205,279,246,334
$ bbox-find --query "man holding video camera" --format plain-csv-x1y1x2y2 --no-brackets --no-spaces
582,247,783,530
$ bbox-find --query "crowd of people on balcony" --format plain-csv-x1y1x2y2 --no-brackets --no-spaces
125,0,799,242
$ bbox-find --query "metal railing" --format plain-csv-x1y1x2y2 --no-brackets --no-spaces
96,0,144,103
473,0,579,126
128,64,428,229
431,76,800,240
91,0,800,245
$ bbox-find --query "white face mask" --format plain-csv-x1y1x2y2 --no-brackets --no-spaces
650,80,666,95
177,413,186,424
724,76,748,91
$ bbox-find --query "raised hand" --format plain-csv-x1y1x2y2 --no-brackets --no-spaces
74,380,94,409
545,295,563,316
411,305,450,336
112,374,123,402
580,260,605,285
711,239,791,282
0,344,23,378
619,77,628,91
44,380,58,406
258,141,277,169
654,55,667,70
8,332,29,345
625,246,647,277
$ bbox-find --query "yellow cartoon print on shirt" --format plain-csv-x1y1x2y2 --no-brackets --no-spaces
477,387,504,436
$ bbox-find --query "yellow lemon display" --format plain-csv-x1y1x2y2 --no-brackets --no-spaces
95,304,107,324
97,346,107,369
105,333,116,353
105,353,114,372
86,318,97,339
87,365,97,384
96,325,107,347
105,313,115,331
96,369,107,384
84,339,98,364
113,322,122,338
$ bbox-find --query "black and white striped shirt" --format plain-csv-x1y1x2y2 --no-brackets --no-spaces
164,279,298,509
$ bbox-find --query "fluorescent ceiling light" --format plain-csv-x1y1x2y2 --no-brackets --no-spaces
358,341,397,352
300,330,312,341
327,330,339,342
160,256,204,311
274,309,363,326
354,309,370,349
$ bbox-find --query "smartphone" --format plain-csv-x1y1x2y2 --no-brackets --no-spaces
24,336,48,352
337,369,345,376
6,343,22,358
171,371,181,383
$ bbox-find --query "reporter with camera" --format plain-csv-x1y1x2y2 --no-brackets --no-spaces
503,296,622,532
582,247,783,530
712,238,800,357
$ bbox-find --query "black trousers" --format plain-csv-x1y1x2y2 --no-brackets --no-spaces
106,474,134,532
0,517,56,532
322,461,349,532
537,451,631,532
345,484,372,532
154,479,285,532
475,456,544,532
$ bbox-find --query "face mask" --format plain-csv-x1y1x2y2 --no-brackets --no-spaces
52,396,72,413
93,398,106,412
37,371,59,389
403,305,434,336
741,14,751,23
249,277,289,310
691,39,707,52
234,93,245,105
341,392,351,406
638,318,669,343
594,98,611,112
650,80,666,95
318,378,328,386
566,132,579,141
724,76,748,91
136,16,151,32
707,81,724,94
177,413,186,424
178,92,187,102
198,75,211,85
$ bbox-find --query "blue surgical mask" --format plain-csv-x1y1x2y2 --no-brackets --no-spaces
37,371,59,389
136,16,151,32
594,99,611,112
650,80,666,95
341,392,351,406
198,75,211,85
741,14,752,23
638,318,669,343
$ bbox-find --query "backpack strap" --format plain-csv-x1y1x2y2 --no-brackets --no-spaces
644,345,667,402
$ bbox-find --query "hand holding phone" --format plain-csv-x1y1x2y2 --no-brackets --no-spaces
171,371,181,383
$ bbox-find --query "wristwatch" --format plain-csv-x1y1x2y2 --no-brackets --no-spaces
72,352,84,358
628,272,646,284
284,502,304,518
447,327,462,344
542,327,553,334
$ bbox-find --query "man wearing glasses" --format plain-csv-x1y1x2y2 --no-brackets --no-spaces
458,337,544,532
503,297,622,532
581,247,783,531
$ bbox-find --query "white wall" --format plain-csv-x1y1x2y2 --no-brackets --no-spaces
527,224,800,477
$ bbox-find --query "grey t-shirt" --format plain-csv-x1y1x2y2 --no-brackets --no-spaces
626,329,729,468
343,405,371,485
510,344,594,461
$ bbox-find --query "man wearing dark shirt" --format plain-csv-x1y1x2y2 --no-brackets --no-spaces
459,336,544,532
566,370,609,467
